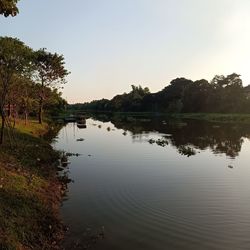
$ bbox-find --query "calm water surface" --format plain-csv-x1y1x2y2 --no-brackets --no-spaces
53,116,250,250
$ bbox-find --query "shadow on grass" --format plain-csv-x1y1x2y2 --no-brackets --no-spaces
0,189,61,249
1,126,61,177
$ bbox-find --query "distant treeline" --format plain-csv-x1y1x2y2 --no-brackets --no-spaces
71,74,250,113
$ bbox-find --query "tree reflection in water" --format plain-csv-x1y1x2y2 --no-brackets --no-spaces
92,114,250,159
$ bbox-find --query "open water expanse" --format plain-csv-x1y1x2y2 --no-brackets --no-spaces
53,115,250,250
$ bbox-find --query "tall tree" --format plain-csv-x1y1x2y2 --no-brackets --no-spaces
157,78,193,112
182,79,212,112
0,36,33,144
211,73,244,112
34,49,69,124
0,0,19,17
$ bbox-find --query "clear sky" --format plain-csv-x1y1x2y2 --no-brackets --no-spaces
1,0,250,103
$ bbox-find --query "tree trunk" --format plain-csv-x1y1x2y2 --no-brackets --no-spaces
24,110,28,125
38,80,44,124
0,96,6,145
12,111,16,128
0,112,5,145
7,103,11,118
38,97,43,124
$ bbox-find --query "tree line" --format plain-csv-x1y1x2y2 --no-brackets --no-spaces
71,74,250,113
0,36,69,144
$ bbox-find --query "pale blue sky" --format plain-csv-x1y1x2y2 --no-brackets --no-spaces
1,0,250,103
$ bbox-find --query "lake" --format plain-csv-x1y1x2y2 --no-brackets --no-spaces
53,115,250,250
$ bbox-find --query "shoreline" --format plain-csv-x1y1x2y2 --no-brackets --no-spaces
65,111,250,124
0,119,67,249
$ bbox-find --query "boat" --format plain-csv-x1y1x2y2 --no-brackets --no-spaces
76,115,86,128
77,123,86,129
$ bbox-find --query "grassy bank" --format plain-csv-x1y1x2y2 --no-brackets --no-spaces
0,119,65,249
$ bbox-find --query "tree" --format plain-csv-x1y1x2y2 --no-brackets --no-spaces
43,88,67,116
34,49,69,124
182,79,212,112
210,73,244,112
70,73,248,114
0,0,19,17
8,75,37,125
108,85,150,112
0,36,33,144
156,78,193,112
211,73,242,88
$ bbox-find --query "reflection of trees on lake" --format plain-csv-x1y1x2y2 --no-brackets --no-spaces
164,121,246,158
92,114,250,158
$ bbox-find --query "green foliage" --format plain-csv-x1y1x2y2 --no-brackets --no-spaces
0,0,19,17
167,99,183,113
0,36,68,143
0,37,33,83
34,49,70,124
0,37,34,143
73,73,250,114
74,85,150,112
0,36,33,109
34,49,69,86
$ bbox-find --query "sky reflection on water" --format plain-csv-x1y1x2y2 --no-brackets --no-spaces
54,117,250,250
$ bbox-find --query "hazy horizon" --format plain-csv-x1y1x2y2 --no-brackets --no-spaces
1,0,250,103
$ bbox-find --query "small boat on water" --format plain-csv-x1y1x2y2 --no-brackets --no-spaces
77,116,86,128
77,123,86,129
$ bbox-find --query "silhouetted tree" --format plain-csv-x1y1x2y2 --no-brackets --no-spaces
0,0,19,17
210,73,244,112
156,78,193,112
72,73,248,114
182,79,212,112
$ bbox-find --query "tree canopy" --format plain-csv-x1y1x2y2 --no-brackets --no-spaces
0,37,33,143
71,74,250,114
34,49,70,124
0,36,69,144
0,0,19,17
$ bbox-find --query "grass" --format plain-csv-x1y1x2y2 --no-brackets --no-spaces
13,119,49,137
0,119,64,249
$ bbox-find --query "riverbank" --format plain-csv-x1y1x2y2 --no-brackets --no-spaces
168,113,250,123
0,119,65,249
70,111,250,124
